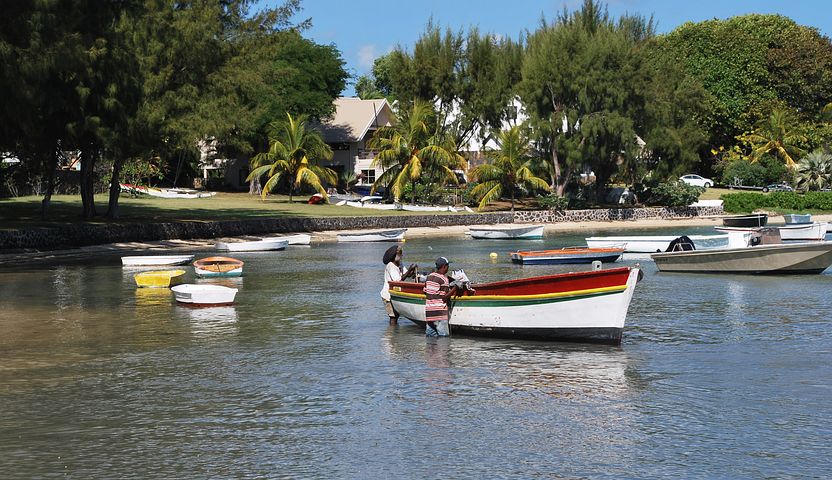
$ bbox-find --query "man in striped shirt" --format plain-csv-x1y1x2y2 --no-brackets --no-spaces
423,257,456,337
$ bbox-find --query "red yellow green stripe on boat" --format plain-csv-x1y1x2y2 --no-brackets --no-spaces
389,284,628,307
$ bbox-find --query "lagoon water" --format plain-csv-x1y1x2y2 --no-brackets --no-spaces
1,228,831,478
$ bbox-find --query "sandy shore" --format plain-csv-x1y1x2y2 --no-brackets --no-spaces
4,213,831,266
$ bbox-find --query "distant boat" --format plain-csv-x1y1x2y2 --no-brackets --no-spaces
585,235,729,253
469,225,545,239
193,257,244,278
511,246,624,265
722,213,768,227
171,284,237,306
717,222,829,241
783,213,812,225
134,269,186,288
122,255,195,267
215,239,288,252
337,228,407,242
268,234,312,245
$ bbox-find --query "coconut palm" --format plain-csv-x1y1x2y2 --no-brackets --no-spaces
367,101,464,204
741,109,807,168
469,126,551,211
795,151,832,191
247,113,336,201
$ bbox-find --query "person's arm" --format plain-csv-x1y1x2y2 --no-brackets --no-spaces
442,284,459,303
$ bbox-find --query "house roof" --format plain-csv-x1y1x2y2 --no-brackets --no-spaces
316,97,393,143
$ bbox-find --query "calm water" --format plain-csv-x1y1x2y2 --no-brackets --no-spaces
2,228,832,478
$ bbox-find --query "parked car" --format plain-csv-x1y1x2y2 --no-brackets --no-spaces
679,174,713,188
762,183,794,193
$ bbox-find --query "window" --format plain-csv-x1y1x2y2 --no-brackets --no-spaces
360,169,376,184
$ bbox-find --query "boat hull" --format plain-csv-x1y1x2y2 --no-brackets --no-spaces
469,225,544,239
717,223,828,241
784,214,812,225
585,235,728,253
510,248,623,265
215,239,288,252
134,269,186,288
337,229,407,242
171,284,238,305
722,214,768,227
122,255,195,266
389,267,640,345
651,241,832,274
268,234,311,245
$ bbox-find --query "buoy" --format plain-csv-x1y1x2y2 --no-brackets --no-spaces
401,238,406,243
489,252,498,259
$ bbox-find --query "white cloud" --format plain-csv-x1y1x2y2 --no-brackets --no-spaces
357,44,377,69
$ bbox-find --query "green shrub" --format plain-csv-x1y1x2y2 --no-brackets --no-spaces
721,157,792,187
536,193,569,211
721,191,832,212
645,181,703,207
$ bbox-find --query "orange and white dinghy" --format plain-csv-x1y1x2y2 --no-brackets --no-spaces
193,257,244,278
511,246,624,265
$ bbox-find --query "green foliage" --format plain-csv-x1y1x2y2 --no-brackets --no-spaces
719,191,832,212
645,181,703,207
536,193,569,211
795,151,832,191
400,182,447,205
720,156,790,187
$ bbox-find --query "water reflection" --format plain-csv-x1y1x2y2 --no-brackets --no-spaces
177,305,239,338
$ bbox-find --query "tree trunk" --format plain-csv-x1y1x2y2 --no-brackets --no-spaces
249,175,261,196
40,150,57,219
288,184,293,202
106,156,125,219
172,150,184,188
80,146,97,219
411,180,417,205
511,189,515,212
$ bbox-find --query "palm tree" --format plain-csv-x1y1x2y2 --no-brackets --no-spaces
469,126,551,211
367,101,463,204
795,151,832,191
741,109,807,168
247,113,337,201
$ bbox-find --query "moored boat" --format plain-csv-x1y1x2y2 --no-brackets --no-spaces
722,213,768,227
267,233,312,245
716,222,829,241
783,213,812,225
215,239,288,252
388,266,641,345
469,225,545,240
336,228,407,242
171,284,238,306
193,257,244,277
510,246,624,265
121,255,195,267
585,234,729,253
134,269,186,288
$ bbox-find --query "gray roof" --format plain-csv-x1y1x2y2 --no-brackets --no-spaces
316,97,394,143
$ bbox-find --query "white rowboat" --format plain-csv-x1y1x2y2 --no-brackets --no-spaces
469,225,545,240
215,239,288,252
121,255,195,266
268,234,312,245
171,284,238,305
337,228,407,242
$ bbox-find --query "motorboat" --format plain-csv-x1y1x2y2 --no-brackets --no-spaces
193,257,244,277
469,225,545,240
722,213,768,227
171,284,238,306
388,266,642,345
585,234,729,253
716,222,828,241
121,255,195,267
510,246,624,265
651,228,832,274
336,228,407,242
134,269,186,288
215,238,288,252
267,234,312,245
783,213,812,225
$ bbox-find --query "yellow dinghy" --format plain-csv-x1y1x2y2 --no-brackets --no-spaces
134,269,186,288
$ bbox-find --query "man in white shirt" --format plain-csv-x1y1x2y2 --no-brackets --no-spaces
380,245,417,324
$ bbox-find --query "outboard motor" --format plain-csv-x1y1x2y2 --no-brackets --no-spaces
666,235,696,252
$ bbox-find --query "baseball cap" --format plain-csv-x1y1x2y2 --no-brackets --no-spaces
435,256,449,268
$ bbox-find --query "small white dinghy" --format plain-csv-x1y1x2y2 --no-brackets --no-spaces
268,234,312,245
122,255,195,267
469,225,545,240
337,228,407,242
171,284,237,306
215,239,289,252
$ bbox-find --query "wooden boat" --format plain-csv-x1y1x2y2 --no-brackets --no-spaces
171,284,237,306
722,213,768,227
388,266,641,345
268,234,312,245
585,234,729,253
716,222,829,241
510,246,624,265
215,238,288,252
134,269,186,288
469,225,545,239
121,255,195,267
193,257,244,277
783,213,812,225
651,230,832,274
336,228,407,242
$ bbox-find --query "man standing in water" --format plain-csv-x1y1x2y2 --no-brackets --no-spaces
424,257,456,337
380,245,417,324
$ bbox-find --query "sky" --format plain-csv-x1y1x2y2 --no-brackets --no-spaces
262,0,832,96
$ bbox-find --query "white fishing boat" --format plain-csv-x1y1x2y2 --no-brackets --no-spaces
215,238,288,252
783,213,812,225
716,222,829,241
469,225,545,239
171,284,238,306
336,228,407,242
121,255,195,267
585,234,729,253
267,234,312,245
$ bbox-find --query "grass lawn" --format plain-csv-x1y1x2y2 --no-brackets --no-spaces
0,192,460,230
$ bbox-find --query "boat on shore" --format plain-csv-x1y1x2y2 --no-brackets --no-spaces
651,229,832,274
171,284,237,306
267,234,312,245
469,225,545,240
716,222,829,241
784,213,812,225
722,213,768,227
337,228,407,242
510,246,624,265
585,234,728,253
215,239,288,252
134,269,186,288
122,255,195,267
120,183,216,199
193,257,244,277
388,266,641,345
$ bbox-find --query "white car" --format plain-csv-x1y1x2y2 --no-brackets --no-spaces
680,174,713,188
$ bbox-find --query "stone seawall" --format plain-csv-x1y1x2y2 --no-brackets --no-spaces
0,213,514,251
513,206,724,223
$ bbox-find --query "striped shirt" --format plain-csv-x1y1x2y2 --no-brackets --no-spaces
424,272,450,322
